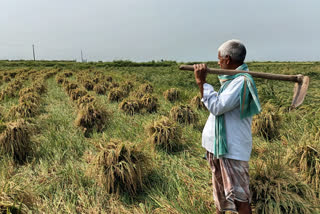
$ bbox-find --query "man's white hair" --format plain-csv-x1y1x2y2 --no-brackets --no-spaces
218,39,246,63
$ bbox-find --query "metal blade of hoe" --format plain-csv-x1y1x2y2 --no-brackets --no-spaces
290,75,309,109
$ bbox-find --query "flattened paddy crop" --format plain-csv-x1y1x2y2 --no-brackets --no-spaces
0,61,319,213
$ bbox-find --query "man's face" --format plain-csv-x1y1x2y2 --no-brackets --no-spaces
218,52,230,69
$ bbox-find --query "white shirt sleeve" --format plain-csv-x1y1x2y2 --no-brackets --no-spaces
201,76,244,116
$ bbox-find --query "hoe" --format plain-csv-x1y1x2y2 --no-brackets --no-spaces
179,65,310,109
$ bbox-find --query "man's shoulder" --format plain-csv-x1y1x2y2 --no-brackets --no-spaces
232,75,245,82
227,76,245,88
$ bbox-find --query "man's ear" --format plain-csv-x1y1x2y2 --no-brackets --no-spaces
226,55,231,65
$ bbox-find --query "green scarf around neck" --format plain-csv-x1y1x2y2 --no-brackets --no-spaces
213,63,261,158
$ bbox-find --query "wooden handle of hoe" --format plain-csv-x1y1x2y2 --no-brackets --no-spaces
179,65,304,83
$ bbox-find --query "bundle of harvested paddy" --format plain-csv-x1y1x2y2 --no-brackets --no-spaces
133,91,148,99
0,119,32,163
92,76,100,84
77,94,96,108
83,80,94,90
62,71,73,77
13,79,23,87
170,105,198,125
190,95,205,110
18,72,30,81
134,83,153,99
9,101,39,118
0,190,29,213
93,84,107,95
119,86,131,97
26,70,37,75
251,141,269,159
75,103,109,136
140,94,158,113
43,70,57,79
5,82,22,97
32,82,47,95
6,80,23,95
76,75,85,83
93,140,150,195
30,75,39,82
0,91,7,101
119,99,141,116
101,81,110,89
64,82,79,95
163,88,180,102
55,75,65,84
146,116,182,152
69,88,88,101
106,76,113,82
250,159,316,214
120,81,134,91
3,89,15,99
252,102,281,140
139,83,153,94
0,107,3,120
288,143,320,198
19,93,41,106
109,82,119,89
9,72,17,78
0,120,5,133
62,79,70,87
108,88,125,102
17,75,28,81
0,180,35,213
3,76,11,82
19,87,35,97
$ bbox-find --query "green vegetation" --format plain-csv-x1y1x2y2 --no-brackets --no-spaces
0,60,319,213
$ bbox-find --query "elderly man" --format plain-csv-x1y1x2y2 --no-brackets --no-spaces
194,39,261,214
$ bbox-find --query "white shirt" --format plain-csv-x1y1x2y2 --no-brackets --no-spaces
201,76,252,161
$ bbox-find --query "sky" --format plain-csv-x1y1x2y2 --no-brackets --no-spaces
0,0,319,62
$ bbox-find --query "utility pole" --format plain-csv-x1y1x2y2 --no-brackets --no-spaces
81,50,84,62
32,44,36,61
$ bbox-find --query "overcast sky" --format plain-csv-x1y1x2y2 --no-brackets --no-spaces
0,0,319,62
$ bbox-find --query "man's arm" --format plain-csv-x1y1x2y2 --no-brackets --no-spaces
193,63,244,116
193,64,207,98
202,77,244,116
